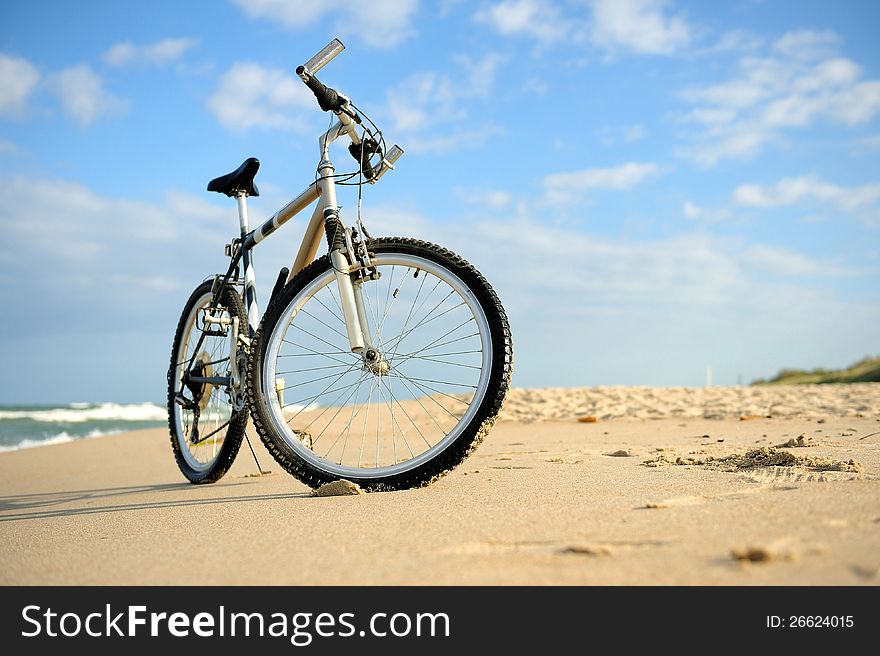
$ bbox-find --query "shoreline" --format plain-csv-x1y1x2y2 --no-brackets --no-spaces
1,385,878,585
2,382,877,452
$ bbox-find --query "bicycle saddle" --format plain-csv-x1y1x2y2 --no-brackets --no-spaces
207,157,260,197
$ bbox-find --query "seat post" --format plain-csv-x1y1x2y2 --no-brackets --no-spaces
235,190,250,235
235,190,259,336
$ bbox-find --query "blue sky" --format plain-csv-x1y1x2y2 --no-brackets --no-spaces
1,0,878,403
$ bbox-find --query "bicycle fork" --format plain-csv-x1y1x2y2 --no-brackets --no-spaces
316,162,376,356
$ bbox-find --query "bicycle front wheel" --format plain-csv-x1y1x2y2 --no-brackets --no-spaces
167,280,248,483
247,238,512,491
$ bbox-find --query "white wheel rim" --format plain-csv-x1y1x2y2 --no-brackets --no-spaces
172,290,235,472
262,252,493,479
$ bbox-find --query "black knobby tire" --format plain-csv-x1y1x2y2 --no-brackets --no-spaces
247,238,513,491
167,280,248,484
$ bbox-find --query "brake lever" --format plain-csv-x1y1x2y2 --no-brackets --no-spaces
348,137,381,181
338,102,362,124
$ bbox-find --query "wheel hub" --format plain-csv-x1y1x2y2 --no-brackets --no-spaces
363,348,390,376
184,352,214,410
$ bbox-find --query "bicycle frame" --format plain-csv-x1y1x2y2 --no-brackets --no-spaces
182,40,401,403
219,110,401,354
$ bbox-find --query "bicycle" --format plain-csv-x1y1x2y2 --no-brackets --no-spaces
166,39,513,491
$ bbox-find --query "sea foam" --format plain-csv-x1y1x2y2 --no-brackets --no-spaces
0,402,166,423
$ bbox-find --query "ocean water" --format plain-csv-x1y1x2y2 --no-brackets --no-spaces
0,402,167,452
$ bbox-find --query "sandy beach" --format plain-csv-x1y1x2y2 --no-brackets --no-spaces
1,384,878,585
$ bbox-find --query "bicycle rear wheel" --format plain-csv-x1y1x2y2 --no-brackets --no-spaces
247,238,512,491
167,280,248,483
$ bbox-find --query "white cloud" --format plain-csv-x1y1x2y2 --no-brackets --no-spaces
0,139,19,155
773,29,839,61
0,175,234,320
474,0,570,43
623,124,647,142
103,37,199,67
853,134,880,151
598,123,648,145
47,65,128,126
475,0,692,55
590,0,691,55
544,162,659,191
455,187,512,209
698,29,763,56
388,53,504,132
231,0,419,48
385,54,506,153
415,211,875,386
678,31,880,166
741,244,853,278
2,173,876,395
206,62,314,132
682,200,701,219
733,175,880,214
0,53,40,118
401,127,506,155
681,200,731,223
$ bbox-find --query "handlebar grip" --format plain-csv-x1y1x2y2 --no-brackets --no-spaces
296,69,345,112
303,38,345,76
385,145,404,165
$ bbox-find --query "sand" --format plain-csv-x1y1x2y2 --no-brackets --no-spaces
1,384,878,585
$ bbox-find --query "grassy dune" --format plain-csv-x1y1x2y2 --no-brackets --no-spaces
752,355,880,385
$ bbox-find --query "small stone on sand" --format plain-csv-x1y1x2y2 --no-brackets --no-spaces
561,544,612,557
313,479,364,497
775,434,818,448
604,449,633,457
578,415,598,423
731,547,774,563
731,546,795,563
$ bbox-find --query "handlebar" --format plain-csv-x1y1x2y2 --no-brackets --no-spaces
297,38,348,112
302,38,344,75
297,38,404,181
296,68,346,112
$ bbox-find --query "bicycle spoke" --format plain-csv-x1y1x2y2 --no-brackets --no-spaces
311,293,347,328
356,379,375,468
387,369,464,422
389,374,476,390
280,339,354,366
306,371,370,444
390,321,477,365
381,374,432,449
276,362,353,375
298,307,350,342
375,374,382,467
321,374,369,460
378,376,412,462
258,248,499,478
383,286,454,354
397,355,481,370
326,284,344,317
389,371,454,436
281,361,363,423
288,323,350,357
302,371,368,433
396,332,481,357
